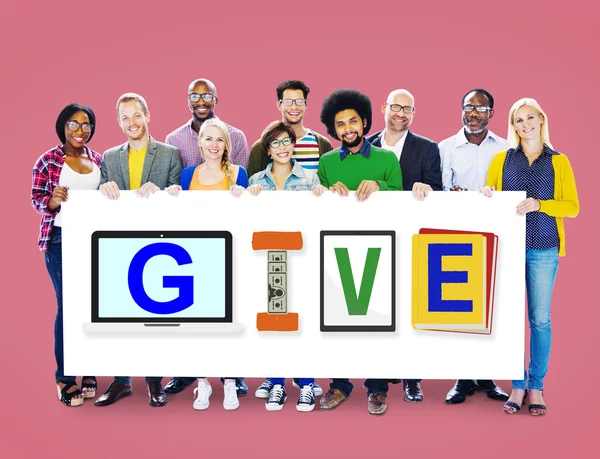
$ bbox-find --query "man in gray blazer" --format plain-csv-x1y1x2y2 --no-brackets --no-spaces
96,93,182,408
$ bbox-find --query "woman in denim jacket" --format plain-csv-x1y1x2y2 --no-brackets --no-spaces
247,121,325,412
248,121,326,196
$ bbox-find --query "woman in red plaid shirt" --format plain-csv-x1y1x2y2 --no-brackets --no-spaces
31,104,103,406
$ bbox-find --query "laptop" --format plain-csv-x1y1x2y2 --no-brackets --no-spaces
83,230,243,333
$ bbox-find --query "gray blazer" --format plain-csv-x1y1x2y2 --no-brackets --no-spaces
100,137,183,189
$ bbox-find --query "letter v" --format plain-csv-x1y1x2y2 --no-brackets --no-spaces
334,248,381,315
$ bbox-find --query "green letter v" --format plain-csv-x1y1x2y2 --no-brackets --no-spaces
334,248,381,315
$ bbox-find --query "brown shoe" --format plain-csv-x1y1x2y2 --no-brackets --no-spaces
367,392,387,415
319,388,347,410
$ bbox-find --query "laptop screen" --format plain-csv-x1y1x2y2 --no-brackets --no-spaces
91,231,232,322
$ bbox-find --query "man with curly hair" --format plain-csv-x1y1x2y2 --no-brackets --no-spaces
317,89,402,413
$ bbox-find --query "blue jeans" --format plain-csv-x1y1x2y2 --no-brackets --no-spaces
45,228,95,384
114,377,162,384
271,378,315,386
364,379,422,395
512,247,559,391
170,377,245,385
330,379,354,397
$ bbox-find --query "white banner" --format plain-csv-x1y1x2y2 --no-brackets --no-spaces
62,190,526,379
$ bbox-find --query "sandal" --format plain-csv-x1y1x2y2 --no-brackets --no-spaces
528,390,547,416
56,381,84,407
503,390,527,414
82,377,98,399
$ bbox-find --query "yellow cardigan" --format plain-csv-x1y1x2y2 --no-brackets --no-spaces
486,150,579,256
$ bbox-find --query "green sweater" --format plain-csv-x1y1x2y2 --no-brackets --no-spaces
317,146,403,191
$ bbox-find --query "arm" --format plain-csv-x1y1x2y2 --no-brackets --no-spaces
168,149,183,186
236,166,249,188
319,135,333,156
422,143,442,191
317,158,330,188
231,130,249,168
246,140,265,177
485,153,504,188
31,156,58,216
180,166,195,190
379,157,403,191
99,155,109,186
539,155,579,218
439,144,454,190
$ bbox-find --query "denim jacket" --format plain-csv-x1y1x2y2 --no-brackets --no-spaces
248,159,321,190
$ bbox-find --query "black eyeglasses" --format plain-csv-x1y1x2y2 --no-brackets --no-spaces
386,103,414,114
463,105,491,113
280,99,306,107
269,137,293,148
189,93,216,103
66,121,93,133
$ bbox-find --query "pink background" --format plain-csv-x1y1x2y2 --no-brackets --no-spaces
2,0,597,457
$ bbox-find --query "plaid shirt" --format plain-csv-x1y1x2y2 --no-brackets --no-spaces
31,145,103,252
165,118,249,168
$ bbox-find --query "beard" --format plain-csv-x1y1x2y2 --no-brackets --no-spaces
341,133,363,149
463,116,489,135
193,110,215,123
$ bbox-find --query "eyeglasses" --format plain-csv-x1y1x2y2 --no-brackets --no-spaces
269,137,293,149
66,121,93,133
385,103,414,114
280,99,306,107
189,93,216,103
462,105,491,113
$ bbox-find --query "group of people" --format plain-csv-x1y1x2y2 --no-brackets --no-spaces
31,78,579,416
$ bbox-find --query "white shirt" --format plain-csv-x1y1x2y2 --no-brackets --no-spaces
439,128,508,191
54,160,101,227
380,130,408,161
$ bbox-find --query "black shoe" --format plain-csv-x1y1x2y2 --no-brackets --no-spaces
147,381,168,407
403,380,423,403
94,381,133,407
474,380,509,401
445,380,475,404
164,378,190,394
236,378,248,396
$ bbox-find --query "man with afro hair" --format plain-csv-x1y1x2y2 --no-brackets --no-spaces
318,89,402,203
317,89,402,414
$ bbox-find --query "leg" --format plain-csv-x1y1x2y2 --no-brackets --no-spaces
95,377,133,406
320,379,353,410
145,377,167,407
525,248,558,415
364,379,389,415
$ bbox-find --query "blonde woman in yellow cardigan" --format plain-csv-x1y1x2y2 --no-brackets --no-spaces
479,98,579,416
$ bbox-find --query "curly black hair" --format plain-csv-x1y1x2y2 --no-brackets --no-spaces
55,103,96,144
320,89,372,140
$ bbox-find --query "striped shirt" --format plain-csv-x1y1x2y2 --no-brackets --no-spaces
502,145,559,250
293,130,320,171
165,118,249,168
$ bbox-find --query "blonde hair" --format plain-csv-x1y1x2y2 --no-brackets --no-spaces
116,92,149,116
507,98,552,149
198,118,235,186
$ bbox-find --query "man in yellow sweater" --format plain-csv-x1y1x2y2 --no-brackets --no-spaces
97,93,182,407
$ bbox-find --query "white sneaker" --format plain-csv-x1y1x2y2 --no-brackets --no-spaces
193,379,212,410
223,379,239,410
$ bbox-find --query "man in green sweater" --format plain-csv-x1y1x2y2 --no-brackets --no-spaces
317,89,402,413
318,89,402,202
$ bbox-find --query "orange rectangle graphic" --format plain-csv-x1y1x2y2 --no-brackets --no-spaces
252,232,303,251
